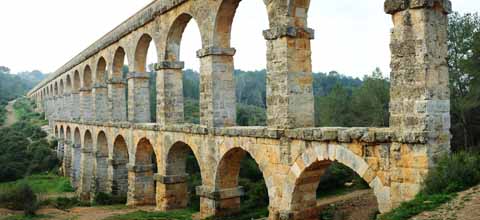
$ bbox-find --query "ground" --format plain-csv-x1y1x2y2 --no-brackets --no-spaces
411,185,480,220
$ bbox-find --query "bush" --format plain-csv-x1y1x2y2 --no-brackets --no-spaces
53,197,80,210
423,152,480,195
0,183,38,215
95,192,113,205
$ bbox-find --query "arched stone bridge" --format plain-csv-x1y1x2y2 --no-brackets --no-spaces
28,0,452,219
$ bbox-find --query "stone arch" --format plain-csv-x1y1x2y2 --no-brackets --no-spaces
95,131,109,193
134,33,157,73
54,125,59,137
165,13,201,61
80,129,94,200
130,137,157,206
82,65,93,89
50,84,53,97
282,143,391,219
72,127,82,188
73,70,81,92
96,57,107,85
112,47,128,79
112,135,129,198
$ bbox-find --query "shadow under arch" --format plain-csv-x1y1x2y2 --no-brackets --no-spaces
111,135,129,199
128,137,157,206
212,147,270,218
95,131,109,193
159,141,203,210
283,143,391,219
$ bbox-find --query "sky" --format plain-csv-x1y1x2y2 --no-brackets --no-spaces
0,0,479,79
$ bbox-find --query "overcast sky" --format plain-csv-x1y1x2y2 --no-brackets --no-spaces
0,0,478,78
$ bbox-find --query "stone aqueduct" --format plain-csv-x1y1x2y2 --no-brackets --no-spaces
27,0,452,219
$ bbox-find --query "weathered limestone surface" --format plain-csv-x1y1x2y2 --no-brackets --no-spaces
29,0,452,219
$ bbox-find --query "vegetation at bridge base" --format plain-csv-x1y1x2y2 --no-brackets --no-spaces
104,209,195,220
379,151,480,220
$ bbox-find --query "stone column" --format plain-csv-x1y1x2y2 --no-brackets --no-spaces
155,61,184,125
71,92,81,121
197,47,236,127
197,185,244,219
63,93,72,121
92,84,109,122
263,26,315,129
79,88,94,122
63,140,72,178
108,78,128,122
127,164,156,206
79,147,94,201
155,174,189,210
94,151,109,194
385,0,452,209
71,143,82,189
127,72,151,123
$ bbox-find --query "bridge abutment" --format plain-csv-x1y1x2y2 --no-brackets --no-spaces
154,174,189,210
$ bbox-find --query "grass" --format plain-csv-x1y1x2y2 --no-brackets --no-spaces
103,209,195,220
379,193,455,220
0,214,51,220
0,174,74,195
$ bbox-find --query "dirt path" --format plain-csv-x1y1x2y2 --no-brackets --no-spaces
411,185,480,220
1,205,156,220
3,100,17,127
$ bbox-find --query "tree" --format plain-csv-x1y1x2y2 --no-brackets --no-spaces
447,12,480,150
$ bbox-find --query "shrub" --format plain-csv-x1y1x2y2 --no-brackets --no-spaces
95,192,113,205
0,183,38,215
423,152,480,195
53,197,80,210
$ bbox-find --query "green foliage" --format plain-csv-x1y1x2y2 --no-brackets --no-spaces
381,151,480,220
379,193,454,220
0,183,38,216
316,162,369,198
236,104,266,126
184,98,200,124
315,69,390,127
423,152,480,195
93,192,128,206
447,12,480,151
104,209,195,220
0,174,74,195
52,197,80,210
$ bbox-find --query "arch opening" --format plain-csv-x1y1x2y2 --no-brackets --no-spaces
63,127,72,178
83,66,93,89
66,75,72,94
73,71,81,92
134,34,158,122
112,135,129,201
111,47,129,122
131,138,157,205
164,141,202,210
95,131,109,193
96,57,107,85
217,0,269,126
289,150,379,220
165,13,202,124
214,147,269,218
